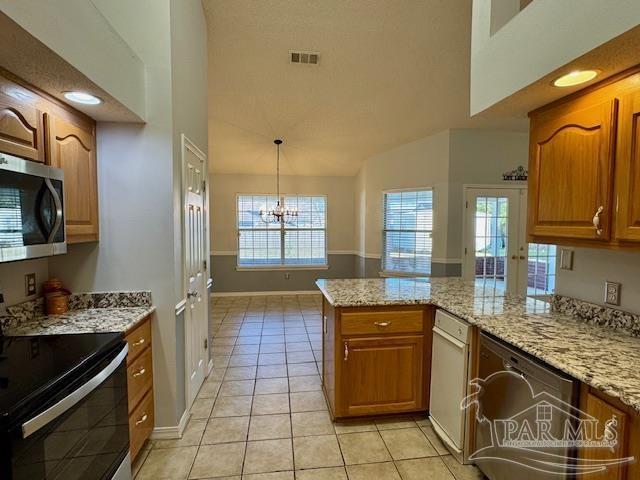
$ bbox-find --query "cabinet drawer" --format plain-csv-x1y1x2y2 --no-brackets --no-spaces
129,389,154,460
127,347,153,413
341,310,423,336
125,317,151,364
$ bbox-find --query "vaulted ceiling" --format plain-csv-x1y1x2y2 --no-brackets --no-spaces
203,0,526,176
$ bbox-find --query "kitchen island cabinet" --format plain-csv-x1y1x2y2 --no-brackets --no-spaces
321,299,433,419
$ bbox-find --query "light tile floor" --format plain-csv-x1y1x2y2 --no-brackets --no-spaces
134,294,486,480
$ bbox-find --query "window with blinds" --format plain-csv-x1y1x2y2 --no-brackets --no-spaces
382,189,433,275
237,194,327,267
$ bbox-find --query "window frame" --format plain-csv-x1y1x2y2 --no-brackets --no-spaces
380,187,434,277
235,193,329,271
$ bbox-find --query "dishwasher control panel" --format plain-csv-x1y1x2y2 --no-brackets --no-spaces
434,309,470,344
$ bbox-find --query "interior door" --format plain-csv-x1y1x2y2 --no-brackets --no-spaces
183,137,209,409
464,188,522,293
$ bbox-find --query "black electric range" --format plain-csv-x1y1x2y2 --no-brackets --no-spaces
0,333,131,480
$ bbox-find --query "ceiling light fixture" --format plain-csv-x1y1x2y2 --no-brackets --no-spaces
552,70,599,87
63,91,102,105
260,139,298,224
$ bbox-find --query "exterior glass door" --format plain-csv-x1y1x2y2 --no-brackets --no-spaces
464,187,557,297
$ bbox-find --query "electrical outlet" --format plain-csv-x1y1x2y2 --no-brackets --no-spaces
604,281,621,306
25,273,37,297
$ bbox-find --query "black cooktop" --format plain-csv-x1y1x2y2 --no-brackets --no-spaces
0,333,123,427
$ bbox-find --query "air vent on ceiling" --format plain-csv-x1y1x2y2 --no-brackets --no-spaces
290,50,320,65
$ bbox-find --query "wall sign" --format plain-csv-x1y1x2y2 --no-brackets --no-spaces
503,165,528,181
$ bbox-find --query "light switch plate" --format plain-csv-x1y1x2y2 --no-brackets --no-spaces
604,281,621,306
560,249,574,270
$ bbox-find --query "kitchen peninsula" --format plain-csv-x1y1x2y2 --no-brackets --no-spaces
316,277,640,418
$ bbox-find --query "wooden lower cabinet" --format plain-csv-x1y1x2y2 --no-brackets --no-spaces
340,335,424,417
579,384,640,480
125,316,154,460
322,299,433,419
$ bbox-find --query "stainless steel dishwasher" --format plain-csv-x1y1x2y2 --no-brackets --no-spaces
474,332,579,480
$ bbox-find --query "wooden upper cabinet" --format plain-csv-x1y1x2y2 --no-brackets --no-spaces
45,114,99,243
0,84,44,162
615,90,640,242
528,98,617,242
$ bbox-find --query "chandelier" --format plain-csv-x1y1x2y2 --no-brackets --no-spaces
260,139,298,224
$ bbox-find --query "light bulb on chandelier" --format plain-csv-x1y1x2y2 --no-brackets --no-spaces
260,139,298,224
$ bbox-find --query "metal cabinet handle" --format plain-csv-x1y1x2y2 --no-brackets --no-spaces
187,290,199,299
593,206,604,235
135,414,148,426
132,367,146,378
132,338,145,347
374,321,391,327
344,342,349,361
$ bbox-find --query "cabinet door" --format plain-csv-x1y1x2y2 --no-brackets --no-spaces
45,114,99,243
340,335,423,417
582,392,628,480
0,88,44,162
615,90,640,242
528,99,617,241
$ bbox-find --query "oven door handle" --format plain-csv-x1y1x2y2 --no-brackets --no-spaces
22,344,128,439
44,178,63,243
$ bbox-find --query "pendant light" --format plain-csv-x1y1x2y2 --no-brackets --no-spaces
260,139,298,224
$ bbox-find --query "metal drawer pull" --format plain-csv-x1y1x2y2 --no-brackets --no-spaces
593,206,604,235
132,367,146,378
344,342,349,361
374,321,391,327
135,414,148,426
132,338,145,347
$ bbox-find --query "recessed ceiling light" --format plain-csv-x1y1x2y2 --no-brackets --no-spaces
553,70,599,87
63,91,102,105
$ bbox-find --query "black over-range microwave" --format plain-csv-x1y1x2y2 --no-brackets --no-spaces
0,152,66,262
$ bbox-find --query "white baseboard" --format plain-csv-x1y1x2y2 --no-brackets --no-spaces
211,290,319,297
150,409,191,440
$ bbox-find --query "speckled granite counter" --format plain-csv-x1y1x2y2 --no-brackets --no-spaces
1,291,155,336
316,277,640,413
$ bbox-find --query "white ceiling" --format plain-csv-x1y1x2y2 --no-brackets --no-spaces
204,0,527,177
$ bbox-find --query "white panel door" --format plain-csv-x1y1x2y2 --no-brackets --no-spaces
183,137,209,409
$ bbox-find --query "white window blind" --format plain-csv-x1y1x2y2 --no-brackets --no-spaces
382,189,433,275
237,194,327,267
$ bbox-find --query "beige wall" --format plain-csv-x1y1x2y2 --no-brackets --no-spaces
447,129,529,259
0,258,48,307
358,130,451,259
210,174,356,253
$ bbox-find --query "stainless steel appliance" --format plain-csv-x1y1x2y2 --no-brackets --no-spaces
429,309,473,464
0,333,131,480
475,332,579,480
0,152,65,262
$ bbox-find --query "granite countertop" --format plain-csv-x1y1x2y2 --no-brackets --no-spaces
1,291,155,336
3,306,156,336
316,277,640,413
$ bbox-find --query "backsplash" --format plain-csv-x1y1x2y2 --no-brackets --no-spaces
1,291,152,327
552,294,640,337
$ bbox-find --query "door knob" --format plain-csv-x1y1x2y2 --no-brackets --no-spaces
187,290,198,299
